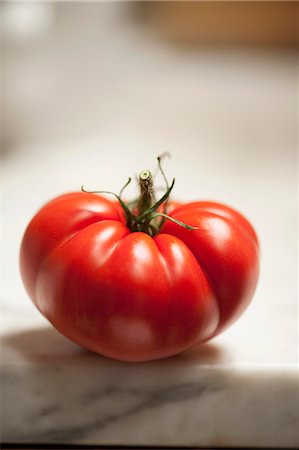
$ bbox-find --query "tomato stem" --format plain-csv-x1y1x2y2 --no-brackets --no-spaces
145,212,198,231
135,178,175,223
119,177,132,198
81,155,197,236
137,170,155,216
157,154,170,229
81,185,135,228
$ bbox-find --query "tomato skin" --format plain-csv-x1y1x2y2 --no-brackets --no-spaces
162,202,259,337
20,192,259,361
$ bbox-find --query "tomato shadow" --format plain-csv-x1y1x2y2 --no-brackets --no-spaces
2,325,87,363
2,325,226,366
169,339,226,365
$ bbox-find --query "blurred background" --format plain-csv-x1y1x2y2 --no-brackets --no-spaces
1,2,298,364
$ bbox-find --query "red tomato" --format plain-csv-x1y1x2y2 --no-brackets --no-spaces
20,192,259,362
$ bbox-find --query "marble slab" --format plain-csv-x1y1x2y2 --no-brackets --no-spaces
2,316,299,447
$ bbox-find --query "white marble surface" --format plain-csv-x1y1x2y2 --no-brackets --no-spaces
2,3,298,447
2,340,298,447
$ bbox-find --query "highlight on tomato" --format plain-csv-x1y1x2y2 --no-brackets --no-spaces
20,155,259,361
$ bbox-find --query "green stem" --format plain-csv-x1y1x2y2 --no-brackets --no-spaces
81,185,135,228
135,178,175,223
119,177,132,198
144,212,198,232
137,170,155,216
157,154,170,228
81,155,198,237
